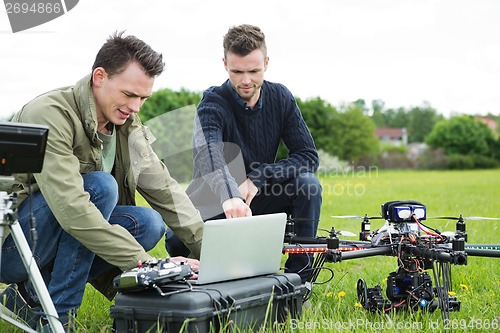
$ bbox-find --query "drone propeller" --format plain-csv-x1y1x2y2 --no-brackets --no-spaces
337,230,356,237
331,215,384,220
428,215,500,221
317,228,356,237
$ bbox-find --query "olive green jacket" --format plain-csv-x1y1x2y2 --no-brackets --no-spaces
11,75,203,271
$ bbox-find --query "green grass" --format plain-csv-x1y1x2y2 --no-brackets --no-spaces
2,169,500,332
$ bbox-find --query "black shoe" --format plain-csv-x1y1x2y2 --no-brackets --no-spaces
0,283,41,329
37,313,75,333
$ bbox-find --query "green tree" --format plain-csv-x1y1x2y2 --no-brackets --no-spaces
371,99,386,127
276,96,338,161
407,103,443,143
297,97,338,156
425,115,494,156
139,88,202,122
139,88,202,183
382,107,408,128
352,98,369,114
334,103,379,162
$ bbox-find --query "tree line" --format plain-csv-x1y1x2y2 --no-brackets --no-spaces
140,88,499,172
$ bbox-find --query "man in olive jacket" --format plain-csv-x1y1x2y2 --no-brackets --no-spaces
0,32,203,329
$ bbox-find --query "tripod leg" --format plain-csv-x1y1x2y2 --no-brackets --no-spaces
9,221,65,333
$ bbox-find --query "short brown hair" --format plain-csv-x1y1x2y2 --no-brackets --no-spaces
223,24,267,58
92,31,164,78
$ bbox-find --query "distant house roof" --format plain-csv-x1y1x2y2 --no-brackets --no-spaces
375,127,408,146
375,127,405,138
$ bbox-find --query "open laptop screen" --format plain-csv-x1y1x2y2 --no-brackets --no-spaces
195,213,287,285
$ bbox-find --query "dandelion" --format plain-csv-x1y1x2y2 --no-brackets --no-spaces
326,291,334,298
448,291,456,296
355,302,363,308
460,284,469,291
337,291,346,299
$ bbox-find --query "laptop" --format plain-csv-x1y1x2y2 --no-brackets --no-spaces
193,212,287,285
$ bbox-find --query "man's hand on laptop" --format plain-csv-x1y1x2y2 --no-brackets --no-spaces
222,179,257,218
222,197,252,218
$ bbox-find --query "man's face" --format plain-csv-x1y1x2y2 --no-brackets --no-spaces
92,61,154,127
224,49,268,108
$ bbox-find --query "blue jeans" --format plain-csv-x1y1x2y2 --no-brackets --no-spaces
0,171,165,316
166,172,322,282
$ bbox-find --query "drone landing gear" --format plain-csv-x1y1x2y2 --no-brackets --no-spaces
357,279,388,312
357,272,440,314
356,266,461,320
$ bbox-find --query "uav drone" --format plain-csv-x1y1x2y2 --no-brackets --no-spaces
283,200,500,322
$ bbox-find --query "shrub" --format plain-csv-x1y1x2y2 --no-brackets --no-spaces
471,155,499,169
447,154,475,169
416,148,449,170
316,149,350,174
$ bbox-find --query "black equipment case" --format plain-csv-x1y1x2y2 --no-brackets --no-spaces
110,273,305,333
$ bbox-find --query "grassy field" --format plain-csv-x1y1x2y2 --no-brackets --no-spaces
1,169,499,332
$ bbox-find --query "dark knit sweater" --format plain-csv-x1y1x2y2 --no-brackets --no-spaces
186,79,318,218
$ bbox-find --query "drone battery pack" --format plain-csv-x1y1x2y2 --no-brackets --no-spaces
110,273,305,333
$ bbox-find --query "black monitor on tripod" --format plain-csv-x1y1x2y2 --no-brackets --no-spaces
0,122,65,332
0,122,49,176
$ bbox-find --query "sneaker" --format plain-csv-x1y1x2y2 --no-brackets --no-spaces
0,283,41,329
37,313,75,333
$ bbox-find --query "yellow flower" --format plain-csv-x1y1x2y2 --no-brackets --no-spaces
326,291,334,297
337,291,346,298
460,284,469,291
355,302,363,308
448,291,456,296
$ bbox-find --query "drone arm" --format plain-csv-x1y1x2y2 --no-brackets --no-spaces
340,246,392,261
286,236,329,244
410,246,467,265
465,248,500,258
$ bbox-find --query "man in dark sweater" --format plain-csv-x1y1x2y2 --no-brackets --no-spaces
165,24,322,283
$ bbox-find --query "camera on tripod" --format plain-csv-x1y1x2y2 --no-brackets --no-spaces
0,122,49,180
0,121,49,224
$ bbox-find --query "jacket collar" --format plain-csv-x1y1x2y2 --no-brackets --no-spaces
74,74,101,146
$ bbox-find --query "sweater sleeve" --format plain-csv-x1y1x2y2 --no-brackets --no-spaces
247,87,319,187
192,92,244,204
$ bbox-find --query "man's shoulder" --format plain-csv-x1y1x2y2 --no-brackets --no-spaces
14,75,91,127
20,75,88,113
199,83,232,108
202,85,222,97
16,87,74,123
202,81,228,97
262,80,293,96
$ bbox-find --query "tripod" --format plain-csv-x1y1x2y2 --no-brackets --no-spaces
0,180,64,333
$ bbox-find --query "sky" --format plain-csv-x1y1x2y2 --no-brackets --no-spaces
1,0,499,121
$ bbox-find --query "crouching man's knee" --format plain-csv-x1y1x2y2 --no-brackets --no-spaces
296,172,322,199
